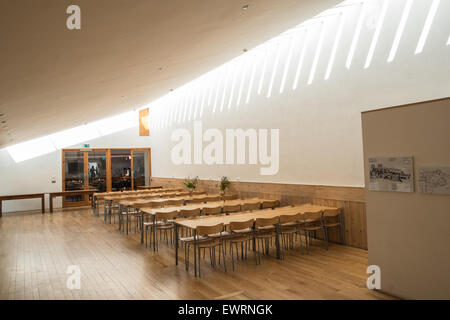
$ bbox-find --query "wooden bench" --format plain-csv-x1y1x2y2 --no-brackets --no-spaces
49,190,97,213
0,193,45,217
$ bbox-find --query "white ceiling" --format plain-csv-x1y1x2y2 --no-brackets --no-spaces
0,0,340,147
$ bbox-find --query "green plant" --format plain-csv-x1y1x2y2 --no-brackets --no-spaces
217,176,230,192
184,176,199,191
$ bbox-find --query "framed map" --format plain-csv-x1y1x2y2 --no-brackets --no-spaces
418,167,450,195
368,156,414,192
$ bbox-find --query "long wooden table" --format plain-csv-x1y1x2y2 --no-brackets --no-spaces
115,192,212,239
95,189,187,217
139,198,272,251
173,204,339,277
93,187,183,206
49,190,97,213
0,193,46,217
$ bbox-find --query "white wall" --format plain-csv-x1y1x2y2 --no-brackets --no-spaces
1,0,449,213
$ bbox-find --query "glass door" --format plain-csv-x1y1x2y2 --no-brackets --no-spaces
62,148,151,206
88,151,107,193
132,150,150,190
111,149,132,191
63,151,89,206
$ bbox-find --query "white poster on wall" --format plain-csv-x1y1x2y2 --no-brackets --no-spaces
418,167,450,195
368,156,414,192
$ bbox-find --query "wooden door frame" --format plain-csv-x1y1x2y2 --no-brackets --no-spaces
62,148,152,207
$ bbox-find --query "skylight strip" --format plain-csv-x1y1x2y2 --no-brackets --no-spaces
346,2,365,69
364,0,389,69
213,66,225,113
387,0,413,62
236,55,249,107
267,43,281,98
257,48,269,95
325,12,345,80
308,22,326,85
220,63,233,112
246,53,258,104
279,34,297,93
228,61,240,109
292,29,310,90
415,0,440,54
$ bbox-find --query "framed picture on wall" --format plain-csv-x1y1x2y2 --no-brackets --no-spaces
418,167,450,195
368,156,414,192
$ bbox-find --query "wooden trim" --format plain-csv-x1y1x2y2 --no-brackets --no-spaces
361,97,450,114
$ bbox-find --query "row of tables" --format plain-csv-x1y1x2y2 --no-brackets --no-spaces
173,204,339,277
93,188,340,277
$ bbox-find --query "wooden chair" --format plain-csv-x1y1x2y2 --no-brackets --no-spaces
144,210,178,250
222,194,238,200
322,208,344,249
223,204,241,214
201,206,222,216
180,223,227,276
186,198,206,204
228,219,255,270
254,217,279,264
203,195,221,202
279,213,303,257
178,208,201,219
192,191,207,195
261,200,279,209
164,199,184,207
178,208,201,237
242,202,261,212
298,211,324,253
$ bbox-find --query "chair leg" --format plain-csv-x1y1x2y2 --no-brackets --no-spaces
231,242,235,271
198,246,201,278
221,244,227,272
323,226,329,251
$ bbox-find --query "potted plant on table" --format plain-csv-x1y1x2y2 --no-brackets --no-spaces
217,176,230,196
184,176,199,195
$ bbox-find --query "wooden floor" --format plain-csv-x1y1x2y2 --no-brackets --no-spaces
0,208,395,300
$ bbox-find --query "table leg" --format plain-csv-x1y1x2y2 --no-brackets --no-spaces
126,207,129,235
108,200,112,224
152,215,156,251
41,195,45,214
275,223,281,259
175,224,179,266
104,199,107,221
49,196,53,213
0,200,2,218
194,230,197,277
140,211,144,244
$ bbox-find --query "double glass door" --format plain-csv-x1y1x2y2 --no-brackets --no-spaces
62,148,151,207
